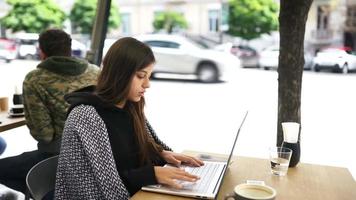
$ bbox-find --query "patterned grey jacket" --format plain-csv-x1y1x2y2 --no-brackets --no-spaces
55,105,171,199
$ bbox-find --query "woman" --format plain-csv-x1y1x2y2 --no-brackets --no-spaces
55,37,204,199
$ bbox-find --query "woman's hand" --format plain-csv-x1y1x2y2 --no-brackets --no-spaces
154,166,200,189
161,150,204,167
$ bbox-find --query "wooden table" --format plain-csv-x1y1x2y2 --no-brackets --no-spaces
0,111,26,133
131,151,356,200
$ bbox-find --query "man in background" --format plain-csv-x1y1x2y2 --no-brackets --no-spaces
0,28,100,193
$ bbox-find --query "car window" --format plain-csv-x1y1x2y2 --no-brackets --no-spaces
18,39,37,45
145,40,180,49
185,37,209,49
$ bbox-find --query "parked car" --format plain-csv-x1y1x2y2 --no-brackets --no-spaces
313,47,356,73
259,45,313,70
0,38,18,63
102,38,117,58
258,45,279,70
214,43,259,68
232,45,259,68
71,39,87,58
15,33,39,60
136,34,241,82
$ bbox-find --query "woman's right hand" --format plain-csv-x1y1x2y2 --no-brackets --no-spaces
154,166,200,189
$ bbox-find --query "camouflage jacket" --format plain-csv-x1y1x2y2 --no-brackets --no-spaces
23,56,99,154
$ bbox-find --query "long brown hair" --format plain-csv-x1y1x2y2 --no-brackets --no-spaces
96,37,162,164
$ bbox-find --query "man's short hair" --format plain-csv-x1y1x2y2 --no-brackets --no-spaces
39,29,72,57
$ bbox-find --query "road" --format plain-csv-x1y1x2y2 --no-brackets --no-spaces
1,59,355,179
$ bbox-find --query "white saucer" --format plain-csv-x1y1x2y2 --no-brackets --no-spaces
8,112,25,117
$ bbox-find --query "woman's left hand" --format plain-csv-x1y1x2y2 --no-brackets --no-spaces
161,150,204,167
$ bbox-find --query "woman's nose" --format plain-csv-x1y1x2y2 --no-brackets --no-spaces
143,78,150,88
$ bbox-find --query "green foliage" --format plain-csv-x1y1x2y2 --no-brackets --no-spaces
70,0,120,34
153,11,188,34
228,0,279,40
1,0,66,33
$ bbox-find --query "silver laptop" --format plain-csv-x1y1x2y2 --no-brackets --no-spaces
142,111,248,199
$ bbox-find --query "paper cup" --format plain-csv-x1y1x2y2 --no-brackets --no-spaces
282,122,300,143
0,97,9,112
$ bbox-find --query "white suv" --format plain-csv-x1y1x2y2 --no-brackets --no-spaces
136,34,241,83
15,33,39,60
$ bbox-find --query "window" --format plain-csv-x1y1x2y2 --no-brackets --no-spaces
120,13,131,35
317,5,330,30
208,9,219,32
145,40,180,49
346,5,356,28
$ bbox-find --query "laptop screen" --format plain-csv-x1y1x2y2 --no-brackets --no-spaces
214,111,248,195
225,111,248,167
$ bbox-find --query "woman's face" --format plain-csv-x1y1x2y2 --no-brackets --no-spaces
127,63,154,102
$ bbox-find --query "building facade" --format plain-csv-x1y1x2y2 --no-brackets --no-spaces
305,0,347,53
115,0,228,39
1,0,354,53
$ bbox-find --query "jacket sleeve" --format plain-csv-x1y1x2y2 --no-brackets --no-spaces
55,105,130,199
145,119,172,151
120,164,158,194
23,74,55,143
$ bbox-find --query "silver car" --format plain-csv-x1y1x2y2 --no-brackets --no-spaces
136,34,241,82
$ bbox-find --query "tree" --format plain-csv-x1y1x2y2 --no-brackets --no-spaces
1,0,66,33
153,11,188,34
70,0,120,35
277,0,313,146
228,0,279,40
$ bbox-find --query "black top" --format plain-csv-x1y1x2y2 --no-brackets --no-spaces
65,86,166,195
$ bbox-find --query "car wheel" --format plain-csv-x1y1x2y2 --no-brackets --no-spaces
197,64,218,83
342,63,348,74
25,54,33,60
263,66,269,70
5,59,11,63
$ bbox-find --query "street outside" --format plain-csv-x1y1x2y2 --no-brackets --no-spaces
0,59,355,180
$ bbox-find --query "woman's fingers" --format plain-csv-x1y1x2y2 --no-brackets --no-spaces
192,157,205,165
172,174,199,182
167,168,200,183
165,179,183,189
155,165,204,189
179,155,204,167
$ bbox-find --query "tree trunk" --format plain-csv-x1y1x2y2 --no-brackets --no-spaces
277,0,313,146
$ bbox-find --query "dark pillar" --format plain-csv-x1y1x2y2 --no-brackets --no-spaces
86,0,111,66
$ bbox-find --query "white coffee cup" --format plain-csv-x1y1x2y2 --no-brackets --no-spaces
282,122,300,143
224,183,277,200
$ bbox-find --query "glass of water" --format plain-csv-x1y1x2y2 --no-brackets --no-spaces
269,147,293,176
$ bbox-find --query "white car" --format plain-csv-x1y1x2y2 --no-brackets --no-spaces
71,39,87,58
135,34,241,82
313,48,356,73
258,45,279,70
259,45,314,70
102,38,117,59
15,33,39,60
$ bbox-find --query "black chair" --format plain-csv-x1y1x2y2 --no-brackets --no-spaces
25,155,58,200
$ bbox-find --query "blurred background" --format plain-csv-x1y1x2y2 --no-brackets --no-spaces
0,0,355,180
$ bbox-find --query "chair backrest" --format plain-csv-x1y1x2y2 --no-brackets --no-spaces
26,155,58,200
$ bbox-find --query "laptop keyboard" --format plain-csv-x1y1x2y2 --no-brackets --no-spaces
178,162,220,193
